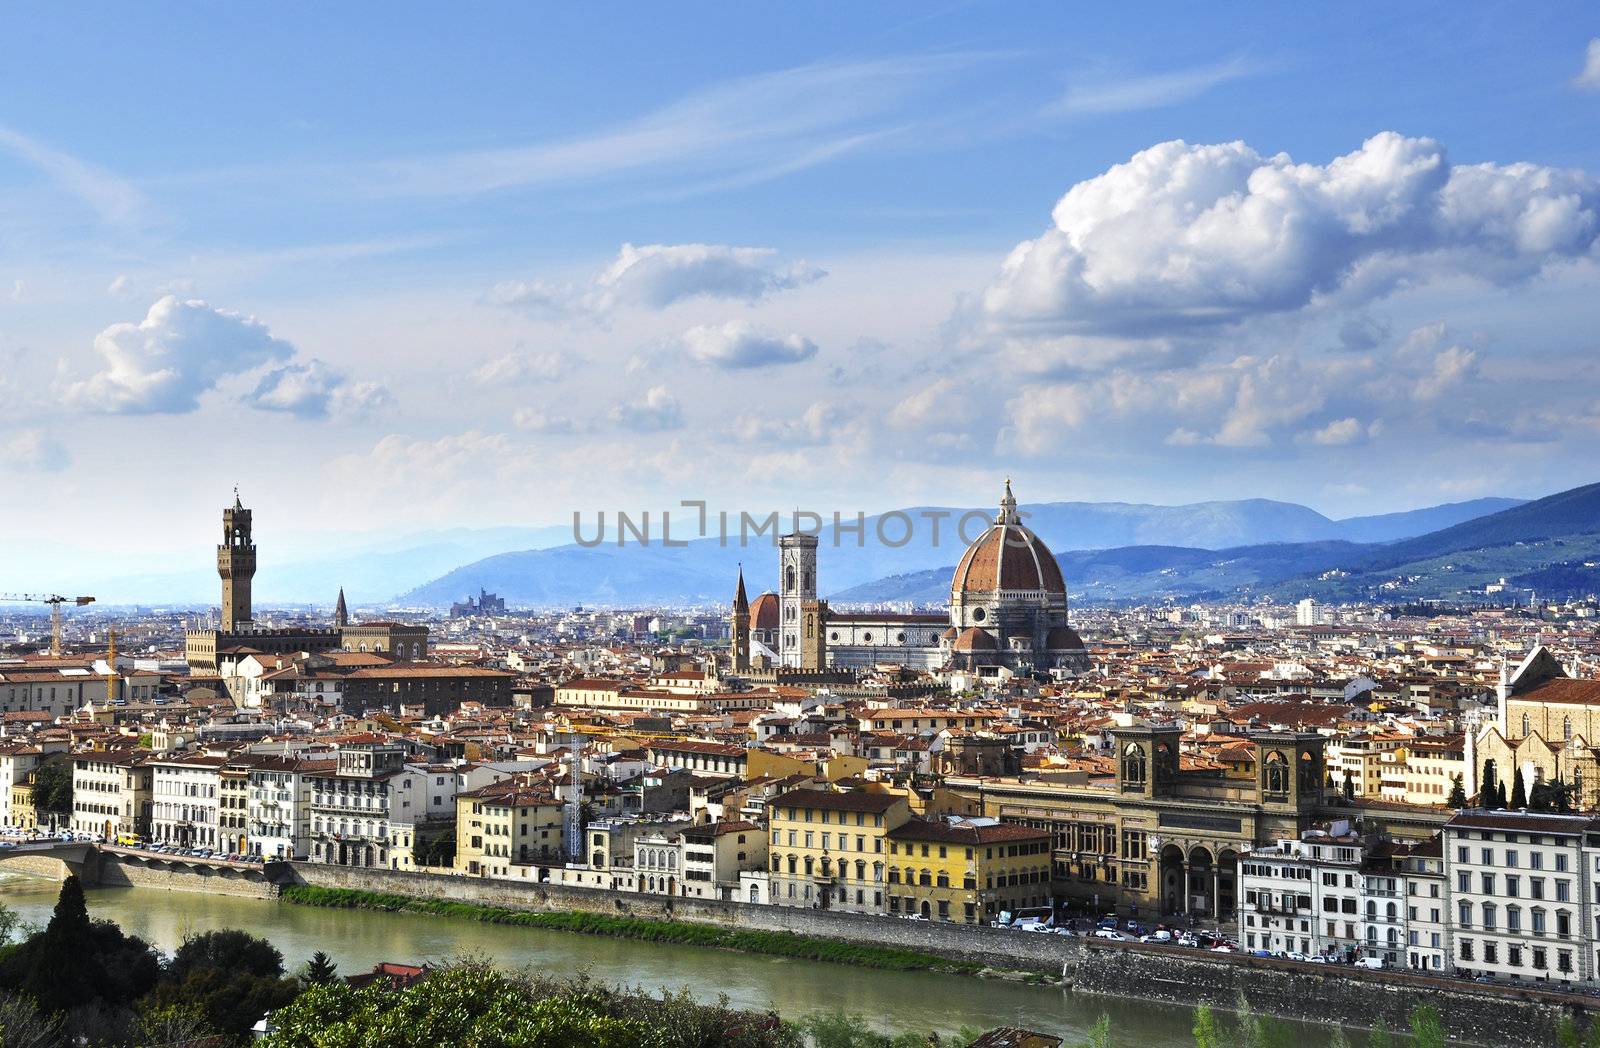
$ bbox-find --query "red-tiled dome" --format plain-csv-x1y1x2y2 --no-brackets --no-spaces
952,626,998,652
1045,626,1085,650
940,626,960,640
951,480,1066,598
749,592,779,630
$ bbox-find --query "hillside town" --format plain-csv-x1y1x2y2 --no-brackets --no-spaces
4,492,1600,996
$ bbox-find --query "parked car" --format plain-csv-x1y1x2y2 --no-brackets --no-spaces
1355,957,1386,970
1093,929,1130,941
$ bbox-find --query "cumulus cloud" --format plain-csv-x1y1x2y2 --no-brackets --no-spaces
489,242,824,318
676,320,817,369
732,401,857,446
0,429,69,472
471,350,574,385
1299,417,1376,446
1411,343,1481,401
512,408,582,433
1575,39,1600,90
65,296,295,414
247,360,394,420
610,385,684,431
978,132,1600,339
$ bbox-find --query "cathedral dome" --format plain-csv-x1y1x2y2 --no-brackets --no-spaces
951,626,998,652
749,592,779,630
951,481,1066,597
1045,625,1085,651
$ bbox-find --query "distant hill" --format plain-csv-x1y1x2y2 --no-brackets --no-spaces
399,494,1523,608
832,484,1600,607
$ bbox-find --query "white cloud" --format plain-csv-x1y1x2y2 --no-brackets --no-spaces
1412,344,1481,401
676,320,817,369
888,378,976,432
512,408,581,433
979,133,1600,339
364,54,982,199
1574,39,1600,90
1050,56,1258,116
65,296,296,414
609,385,684,431
471,350,574,385
0,127,145,226
247,360,394,420
489,242,824,318
732,400,858,446
0,429,69,472
1300,417,1369,446
107,274,132,297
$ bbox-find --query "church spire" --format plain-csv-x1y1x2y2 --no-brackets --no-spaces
997,477,1020,525
334,587,349,628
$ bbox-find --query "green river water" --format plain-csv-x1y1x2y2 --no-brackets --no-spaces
0,871,1333,1043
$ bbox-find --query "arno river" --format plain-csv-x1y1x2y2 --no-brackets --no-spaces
0,872,1331,1043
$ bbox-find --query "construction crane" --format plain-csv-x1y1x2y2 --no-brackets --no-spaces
0,594,96,657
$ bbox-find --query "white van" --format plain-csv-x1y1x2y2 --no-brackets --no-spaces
1355,957,1386,970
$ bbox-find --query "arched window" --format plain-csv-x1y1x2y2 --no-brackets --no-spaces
1263,751,1289,796
1564,716,1573,741
1522,713,1532,737
1122,744,1147,787
749,883,760,904
785,566,796,592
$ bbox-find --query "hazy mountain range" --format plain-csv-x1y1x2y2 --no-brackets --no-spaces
397,495,1526,609
832,484,1600,606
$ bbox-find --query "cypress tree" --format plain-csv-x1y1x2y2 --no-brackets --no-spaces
1511,771,1528,810
1447,774,1466,808
1495,780,1509,810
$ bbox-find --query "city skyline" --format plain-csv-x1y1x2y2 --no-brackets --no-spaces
3,5,1600,569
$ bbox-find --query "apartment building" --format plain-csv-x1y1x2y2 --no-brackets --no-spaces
454,779,565,878
148,752,226,849
679,820,767,902
1399,837,1448,972
767,788,910,913
1445,810,1591,986
305,745,424,869
1238,827,1365,958
0,744,45,828
886,817,1053,923
246,755,330,859
70,748,152,841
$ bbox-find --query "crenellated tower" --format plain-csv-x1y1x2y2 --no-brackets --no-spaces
218,490,257,632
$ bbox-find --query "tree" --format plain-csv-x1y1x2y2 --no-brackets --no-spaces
1511,770,1528,810
0,876,159,1019
303,951,339,987
147,966,300,1043
1495,780,1509,810
30,761,72,819
1342,770,1355,800
168,929,285,982
1192,1004,1220,1048
0,990,65,1048
1447,774,1466,808
1408,1005,1446,1048
1482,760,1498,807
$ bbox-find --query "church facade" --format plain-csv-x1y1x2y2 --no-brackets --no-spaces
732,481,1090,677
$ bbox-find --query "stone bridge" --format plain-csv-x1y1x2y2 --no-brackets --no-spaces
0,842,291,895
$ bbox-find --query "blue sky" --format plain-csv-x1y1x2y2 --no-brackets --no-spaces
2,4,1599,568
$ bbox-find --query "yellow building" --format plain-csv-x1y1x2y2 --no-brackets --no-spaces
10,777,37,832
886,818,1053,923
767,788,910,913
455,780,567,878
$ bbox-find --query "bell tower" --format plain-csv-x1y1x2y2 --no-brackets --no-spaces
218,489,256,632
778,532,818,668
730,567,751,673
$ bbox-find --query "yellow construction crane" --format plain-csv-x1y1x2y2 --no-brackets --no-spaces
0,593,96,657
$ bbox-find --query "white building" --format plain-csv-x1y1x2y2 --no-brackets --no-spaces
305,745,425,869
245,755,331,859
1445,809,1591,986
70,749,152,841
1238,826,1364,959
1399,837,1449,973
148,752,226,850
1296,599,1320,627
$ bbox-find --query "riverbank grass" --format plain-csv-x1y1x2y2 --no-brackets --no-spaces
281,884,983,975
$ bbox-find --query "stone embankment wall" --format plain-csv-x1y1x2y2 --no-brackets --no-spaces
96,855,278,899
288,862,1593,1045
